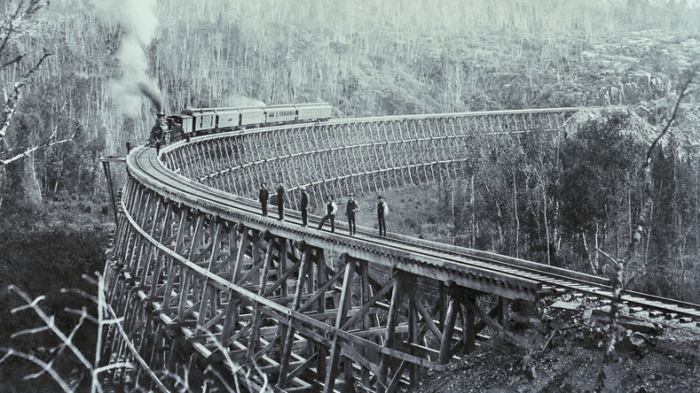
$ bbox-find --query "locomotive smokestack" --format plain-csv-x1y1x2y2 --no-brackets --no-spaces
91,0,163,117
138,81,163,114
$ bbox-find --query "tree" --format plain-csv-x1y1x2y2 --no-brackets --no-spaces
592,66,697,393
558,112,644,273
0,0,69,207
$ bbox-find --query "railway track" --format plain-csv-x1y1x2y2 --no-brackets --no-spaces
131,144,700,320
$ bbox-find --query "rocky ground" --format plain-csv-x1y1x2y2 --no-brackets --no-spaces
410,293,700,393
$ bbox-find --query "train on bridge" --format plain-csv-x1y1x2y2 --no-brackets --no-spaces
149,102,332,145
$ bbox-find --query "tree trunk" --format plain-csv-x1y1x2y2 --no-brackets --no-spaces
543,193,551,265
22,151,42,207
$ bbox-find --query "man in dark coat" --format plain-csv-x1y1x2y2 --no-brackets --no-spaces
259,182,269,216
300,186,309,226
377,195,388,236
317,195,338,232
346,193,359,236
277,181,286,220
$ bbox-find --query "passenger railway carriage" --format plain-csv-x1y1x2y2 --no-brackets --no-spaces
156,102,332,143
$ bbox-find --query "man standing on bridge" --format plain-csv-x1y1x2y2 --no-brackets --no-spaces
377,195,388,236
346,193,359,236
317,195,338,232
259,182,269,217
300,186,309,226
277,181,286,220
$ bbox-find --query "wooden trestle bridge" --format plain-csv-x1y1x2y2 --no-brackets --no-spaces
103,107,700,393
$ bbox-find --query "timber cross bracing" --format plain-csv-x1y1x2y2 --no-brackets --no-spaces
103,108,618,392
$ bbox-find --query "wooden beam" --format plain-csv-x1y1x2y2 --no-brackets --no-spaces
408,291,443,342
277,248,311,389
464,292,476,354
340,277,395,331
245,239,275,362
438,296,458,365
323,258,355,393
460,296,526,348
377,273,402,393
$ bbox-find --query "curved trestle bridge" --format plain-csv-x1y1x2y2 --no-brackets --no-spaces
103,108,700,393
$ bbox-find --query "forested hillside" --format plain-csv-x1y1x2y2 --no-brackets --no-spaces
1,0,700,300
0,0,700,391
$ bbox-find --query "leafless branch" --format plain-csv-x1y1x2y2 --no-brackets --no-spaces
644,66,697,168
82,273,100,287
160,368,195,393
7,285,95,372
1,54,22,68
64,307,100,324
204,365,239,393
0,348,74,392
0,130,74,166
10,324,51,337
102,300,169,392
93,362,134,374
0,1,48,43
595,247,621,270
0,50,51,144
61,287,99,305
24,308,89,381
1,273,149,393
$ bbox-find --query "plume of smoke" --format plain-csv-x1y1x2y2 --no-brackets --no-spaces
224,94,267,108
92,0,163,117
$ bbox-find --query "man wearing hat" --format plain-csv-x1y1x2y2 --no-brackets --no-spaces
300,186,309,226
317,195,338,232
346,193,360,236
377,195,389,237
259,182,269,216
277,181,286,220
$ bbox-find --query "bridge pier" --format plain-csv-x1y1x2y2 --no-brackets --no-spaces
102,172,542,392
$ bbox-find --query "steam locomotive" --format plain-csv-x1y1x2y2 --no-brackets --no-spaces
150,102,332,144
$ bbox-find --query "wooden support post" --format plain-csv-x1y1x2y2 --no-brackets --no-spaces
377,273,403,393
464,291,476,354
438,282,446,330
161,208,189,311
315,250,327,381
246,238,275,364
220,290,239,346
461,295,525,348
360,261,371,389
178,214,205,322
195,221,222,337
344,355,354,393
220,228,249,345
277,248,311,389
147,323,165,375
499,297,510,331
438,295,458,365
407,277,419,385
280,238,288,298
323,256,355,393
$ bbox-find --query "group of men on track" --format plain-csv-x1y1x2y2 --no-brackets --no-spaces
259,182,389,237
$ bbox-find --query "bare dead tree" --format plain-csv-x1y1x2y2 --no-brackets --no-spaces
0,0,62,166
630,65,698,258
593,67,697,393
